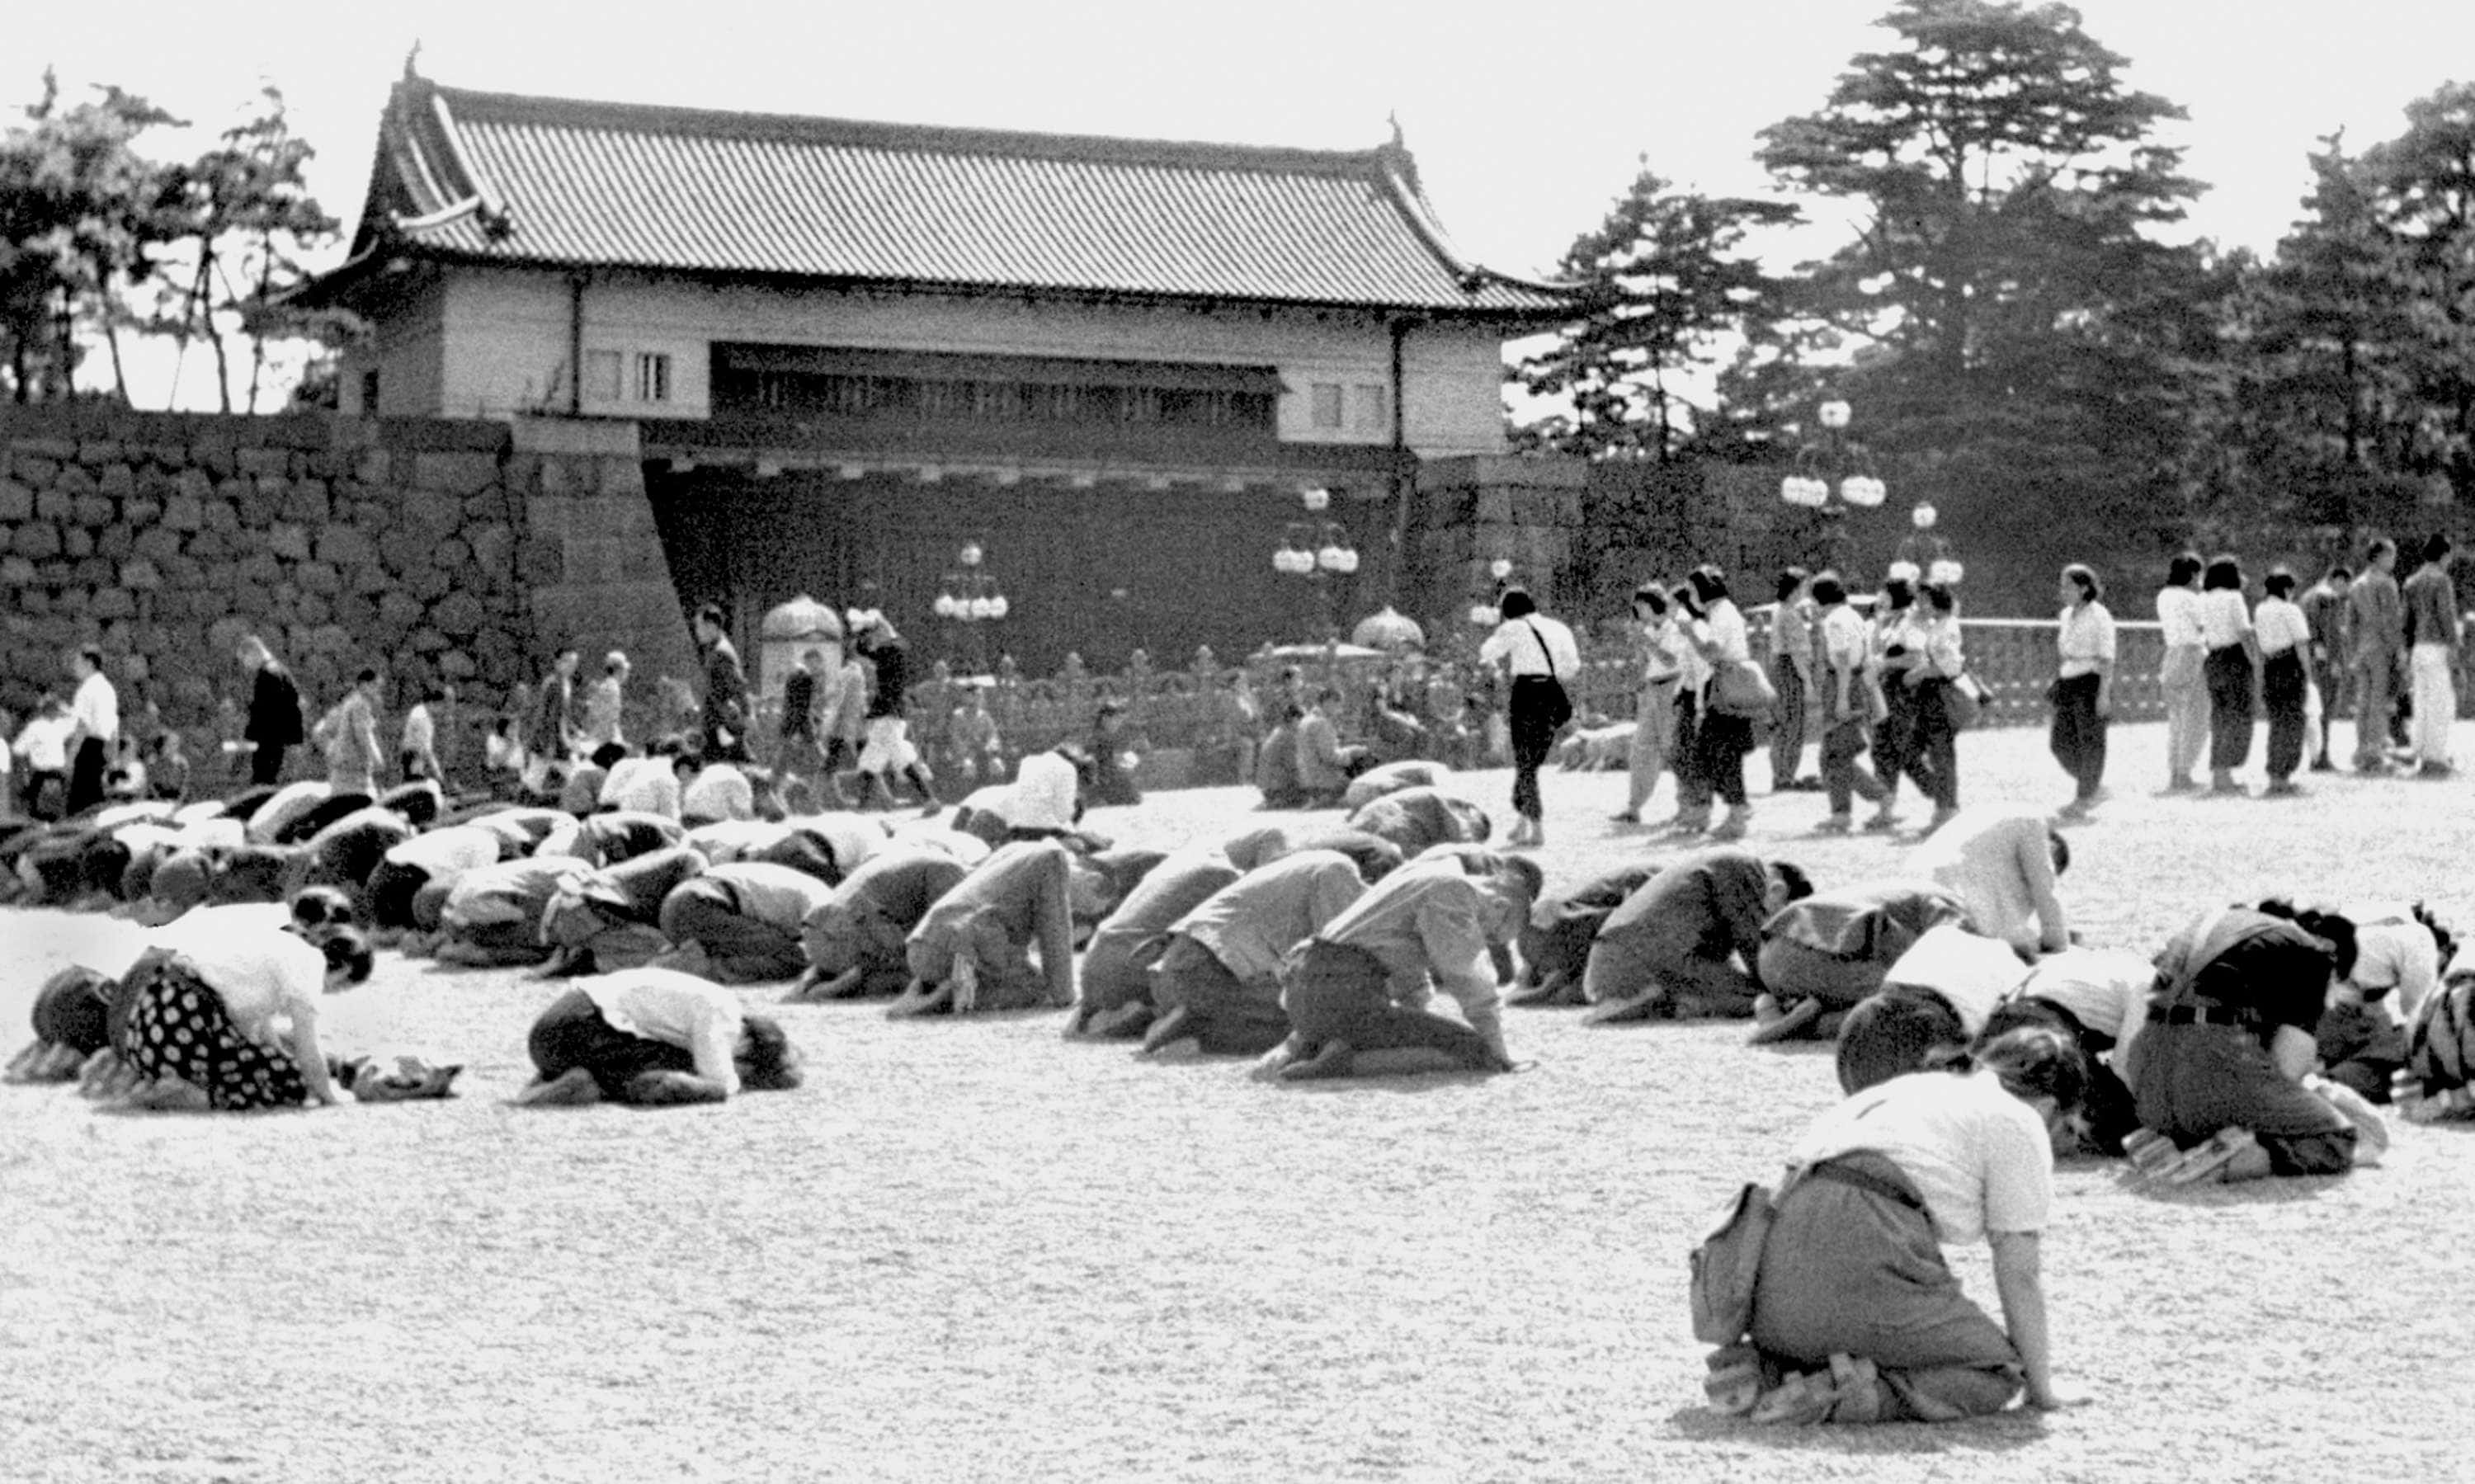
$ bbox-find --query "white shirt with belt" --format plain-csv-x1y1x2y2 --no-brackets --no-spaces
2056,601,2116,678
72,672,118,747
2196,589,2252,649
1478,615,1580,679
2255,596,2310,657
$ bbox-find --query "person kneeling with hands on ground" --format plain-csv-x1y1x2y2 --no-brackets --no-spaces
519,967,802,1106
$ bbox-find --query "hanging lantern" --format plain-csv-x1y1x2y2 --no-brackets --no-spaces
932,594,959,619
1929,559,1965,587
1912,503,1938,530
1301,487,1332,512
1817,400,1852,431
988,595,1010,620
1841,475,1887,508
1489,558,1515,581
1317,544,1351,573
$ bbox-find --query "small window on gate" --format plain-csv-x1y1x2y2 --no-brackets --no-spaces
635,351,672,403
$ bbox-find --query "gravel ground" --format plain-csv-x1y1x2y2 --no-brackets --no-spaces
7,719,2475,1483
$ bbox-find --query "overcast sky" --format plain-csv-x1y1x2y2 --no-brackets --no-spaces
15,0,2475,407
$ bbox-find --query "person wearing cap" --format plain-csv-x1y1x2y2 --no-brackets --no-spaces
581,651,630,752
1581,847,1812,1022
692,604,752,763
887,839,1077,1016
1267,847,1538,1080
1139,846,1374,1058
517,967,802,1106
850,610,942,809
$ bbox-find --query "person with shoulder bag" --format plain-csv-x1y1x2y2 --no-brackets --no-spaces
1887,582,1966,831
1614,585,1684,824
1477,588,1579,849
1677,567,1761,841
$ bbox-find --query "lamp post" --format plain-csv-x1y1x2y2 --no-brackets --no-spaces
1272,487,1359,644
931,542,1010,676
1893,502,1963,589
1778,398,1887,574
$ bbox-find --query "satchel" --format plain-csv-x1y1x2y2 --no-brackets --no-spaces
1525,620,1577,732
1687,1180,1776,1345
1709,659,1778,719
1943,671,1988,731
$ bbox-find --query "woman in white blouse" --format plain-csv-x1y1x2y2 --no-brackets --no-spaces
2049,564,2115,820
1614,584,1683,824
1477,588,1580,848
2255,568,2313,795
1880,581,1966,830
2197,555,2260,794
1676,567,1757,841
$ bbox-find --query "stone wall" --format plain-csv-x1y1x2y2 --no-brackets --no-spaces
0,406,696,774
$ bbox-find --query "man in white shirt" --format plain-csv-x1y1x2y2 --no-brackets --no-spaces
600,747,685,818
66,645,119,816
1476,589,1581,848
518,968,802,1105
13,695,73,819
679,757,755,826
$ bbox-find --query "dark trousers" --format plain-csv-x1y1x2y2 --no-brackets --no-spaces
1152,935,1293,1055
250,742,288,788
2204,644,2255,770
1690,708,1751,808
1874,685,1938,805
1506,676,1563,822
1887,680,1957,809
1820,714,1882,816
2262,650,2307,782
1282,939,1495,1067
1673,692,1709,814
67,737,109,816
529,987,697,1098
1769,655,1808,786
2047,672,2106,804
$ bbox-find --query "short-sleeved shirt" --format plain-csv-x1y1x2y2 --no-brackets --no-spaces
2010,945,2156,1064
2199,589,2250,648
1908,807,2063,956
2347,571,2402,657
1786,1070,2054,1244
1478,615,1581,679
1881,925,2030,1038
149,913,326,1042
2056,601,2116,677
2255,597,2310,657
582,968,746,1093
72,672,119,747
2402,564,2459,652
2155,586,2204,648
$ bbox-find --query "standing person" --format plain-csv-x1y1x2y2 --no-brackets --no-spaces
2299,565,2352,771
1768,567,1817,792
64,645,117,817
580,651,629,753
2196,556,2259,794
1614,584,1683,824
2256,568,2313,795
531,645,584,770
780,648,826,775
850,611,940,808
1678,567,1759,841
236,635,304,789
1887,582,1964,830
1477,587,1580,848
1665,582,1715,834
1811,572,1884,832
399,682,442,784
318,667,385,799
2049,564,2114,820
691,604,752,764
2154,553,2209,793
2348,539,2403,774
14,695,73,819
2401,532,2460,777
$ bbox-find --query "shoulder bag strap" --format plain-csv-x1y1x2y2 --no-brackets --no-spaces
1525,620,1558,681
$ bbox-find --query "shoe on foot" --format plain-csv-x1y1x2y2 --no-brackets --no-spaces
1138,1005,1194,1055
1610,809,1641,824
514,1067,604,1107
1662,812,1712,834
2121,1128,2180,1177
1704,1344,1764,1417
1709,812,1750,842
1925,806,1960,831
1277,1039,1356,1082
1747,997,1824,1045
1812,815,1853,835
1749,1370,1837,1425
2162,1126,2260,1185
1825,1354,1883,1425
1077,1001,1153,1039
1861,808,1900,833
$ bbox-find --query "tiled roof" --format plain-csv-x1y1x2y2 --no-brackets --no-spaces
330,77,1573,318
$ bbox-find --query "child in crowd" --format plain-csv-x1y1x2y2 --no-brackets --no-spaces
148,729,192,803
484,715,530,799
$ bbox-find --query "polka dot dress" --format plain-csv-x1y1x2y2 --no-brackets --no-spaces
119,954,308,1111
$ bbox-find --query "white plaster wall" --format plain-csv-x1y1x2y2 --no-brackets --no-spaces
418,267,1512,454
339,276,447,417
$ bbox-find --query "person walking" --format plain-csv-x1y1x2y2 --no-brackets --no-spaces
2402,533,2460,777
64,645,118,816
1768,567,1817,793
2198,555,2260,795
531,644,584,770
580,651,629,752
1665,582,1716,834
2348,539,2403,773
2256,569,2312,796
2049,563,2114,820
1678,567,1759,841
2155,553,2208,793
317,667,386,799
235,635,304,788
691,604,752,763
2299,565,2352,771
1477,587,1580,848
1810,572,1884,833
1613,584,1683,825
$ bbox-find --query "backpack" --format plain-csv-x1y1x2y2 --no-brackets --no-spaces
2406,971,2475,1095
1686,1180,1776,1345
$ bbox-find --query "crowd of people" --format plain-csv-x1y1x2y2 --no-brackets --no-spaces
8,553,2475,1433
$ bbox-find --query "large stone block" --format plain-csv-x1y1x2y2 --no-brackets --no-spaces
430,536,471,570
91,587,135,620
71,554,111,585
201,499,240,533
0,554,35,586
431,591,487,637
185,527,229,560
295,592,330,626
377,590,425,629
295,560,341,596
96,526,132,559
347,560,390,596
10,436,75,460
61,509,102,548
281,478,331,524
35,488,73,521
121,557,160,590
12,455,59,487
516,541,564,587
409,626,449,654
330,591,372,631
315,526,375,567
379,529,430,575
121,497,160,526
468,523,513,576
12,522,60,559
406,563,452,602
76,440,122,466
55,464,97,499
97,464,134,498
268,524,311,562
412,451,501,498
235,446,291,479
0,480,28,521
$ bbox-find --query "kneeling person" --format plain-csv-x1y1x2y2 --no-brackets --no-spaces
1583,848,1811,1022
521,968,801,1105
889,839,1077,1016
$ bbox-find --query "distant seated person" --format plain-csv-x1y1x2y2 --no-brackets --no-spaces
1582,848,1813,1023
518,968,802,1107
104,737,148,802
1294,689,1370,806
1266,848,1540,1081
559,742,629,816
1344,784,1492,858
1066,847,1246,1039
1512,862,1660,1008
943,691,1005,792
888,839,1077,1017
2309,901,2452,1102
2119,906,2387,1180
1140,847,1374,1060
147,730,193,803
364,827,510,930
1978,945,2158,1153
600,741,686,819
1254,704,1307,808
656,860,839,983
1365,685,1428,765
100,916,375,1111
1907,804,2071,958
1084,701,1144,808
789,847,973,1002
1750,878,1972,1042
679,756,757,827
1341,759,1452,812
